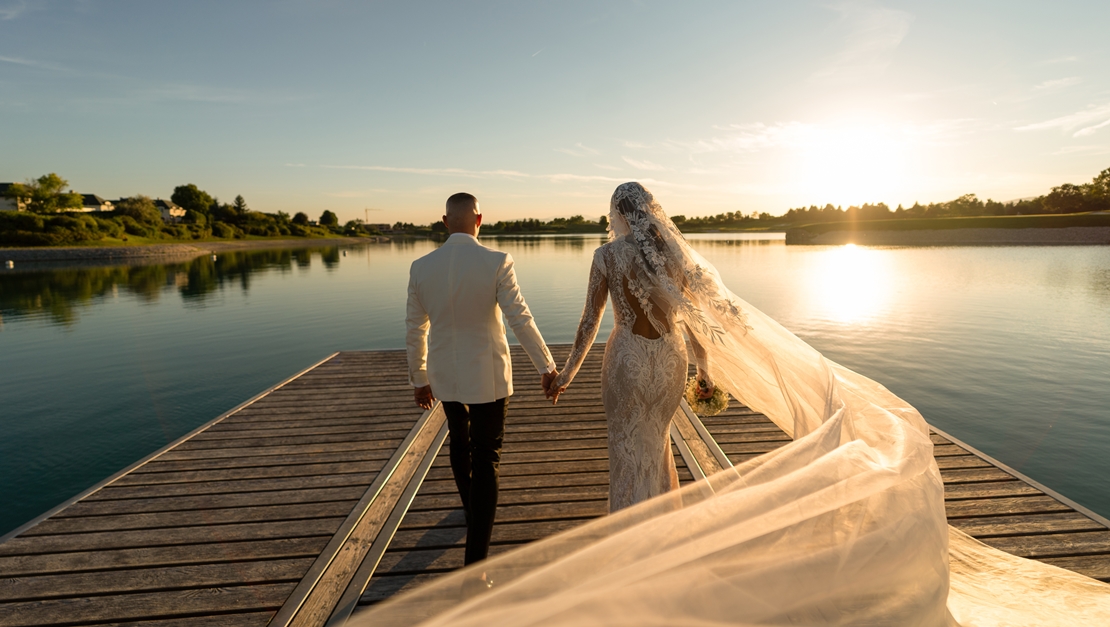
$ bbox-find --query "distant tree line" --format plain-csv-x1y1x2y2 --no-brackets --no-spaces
0,174,379,246
782,167,1110,225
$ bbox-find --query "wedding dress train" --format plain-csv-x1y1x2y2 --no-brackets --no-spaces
353,183,1110,626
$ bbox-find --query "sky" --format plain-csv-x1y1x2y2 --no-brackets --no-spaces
2,0,1109,225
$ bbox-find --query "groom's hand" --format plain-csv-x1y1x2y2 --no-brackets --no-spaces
414,385,435,410
541,371,557,396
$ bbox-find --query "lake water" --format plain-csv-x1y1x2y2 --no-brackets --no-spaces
2,235,1109,536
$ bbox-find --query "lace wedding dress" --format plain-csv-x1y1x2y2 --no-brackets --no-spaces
354,184,1110,627
549,236,694,511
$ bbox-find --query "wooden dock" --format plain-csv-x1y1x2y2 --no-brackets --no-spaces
2,346,1109,626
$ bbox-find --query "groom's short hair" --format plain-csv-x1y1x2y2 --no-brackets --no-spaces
446,192,478,214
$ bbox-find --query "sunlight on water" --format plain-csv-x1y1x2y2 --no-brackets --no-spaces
802,243,894,324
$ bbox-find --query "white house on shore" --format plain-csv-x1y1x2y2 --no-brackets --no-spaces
155,199,186,223
78,194,114,212
0,183,28,212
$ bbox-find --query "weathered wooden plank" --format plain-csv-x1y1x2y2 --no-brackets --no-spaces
934,455,993,470
388,519,587,551
112,460,387,487
371,543,516,580
950,512,1105,538
943,481,1043,500
424,459,608,483
24,502,358,536
99,611,277,627
0,582,296,627
1040,555,1110,582
939,467,1017,484
415,472,609,497
400,500,607,530
502,428,608,443
359,572,443,605
0,558,312,603
132,450,395,474
90,473,382,501
456,447,611,465
175,432,409,450
197,423,414,440
56,487,368,518
157,441,402,461
0,537,330,577
982,530,1110,559
944,495,1074,519
0,518,346,557
407,484,609,511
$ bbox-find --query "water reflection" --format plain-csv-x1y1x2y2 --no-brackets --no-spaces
803,244,894,324
0,246,351,325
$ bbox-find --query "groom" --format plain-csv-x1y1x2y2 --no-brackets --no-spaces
405,192,558,565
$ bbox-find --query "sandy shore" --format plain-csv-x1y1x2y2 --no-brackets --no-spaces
787,226,1110,246
0,237,377,263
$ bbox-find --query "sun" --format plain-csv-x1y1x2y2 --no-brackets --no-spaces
795,123,909,207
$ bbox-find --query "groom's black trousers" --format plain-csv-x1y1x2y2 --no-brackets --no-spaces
442,397,508,565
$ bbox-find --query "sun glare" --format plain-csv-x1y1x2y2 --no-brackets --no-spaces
795,124,909,207
804,244,893,324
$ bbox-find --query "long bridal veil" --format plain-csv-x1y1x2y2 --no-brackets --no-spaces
352,184,1110,626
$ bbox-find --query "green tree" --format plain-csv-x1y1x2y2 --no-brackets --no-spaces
115,195,162,225
171,184,215,215
184,209,207,227
3,173,82,213
292,212,310,226
319,210,339,227
233,195,249,214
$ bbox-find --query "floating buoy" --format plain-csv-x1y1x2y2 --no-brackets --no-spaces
4,260,12,269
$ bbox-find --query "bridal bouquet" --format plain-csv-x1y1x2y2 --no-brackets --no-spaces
684,376,729,416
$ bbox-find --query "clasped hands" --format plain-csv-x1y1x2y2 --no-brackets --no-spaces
541,370,565,405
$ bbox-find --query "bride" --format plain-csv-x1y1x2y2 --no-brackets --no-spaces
546,182,733,511
354,183,1110,626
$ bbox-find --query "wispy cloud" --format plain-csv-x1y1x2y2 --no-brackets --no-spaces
1033,77,1081,91
0,0,32,21
621,156,666,171
0,55,69,72
555,142,601,157
592,163,623,171
137,83,251,103
1017,103,1110,137
813,0,914,80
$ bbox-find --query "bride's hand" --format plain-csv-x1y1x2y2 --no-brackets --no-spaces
696,371,715,399
550,382,567,405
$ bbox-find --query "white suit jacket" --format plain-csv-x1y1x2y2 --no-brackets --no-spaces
406,233,555,404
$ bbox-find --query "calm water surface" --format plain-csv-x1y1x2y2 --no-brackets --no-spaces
1,236,1109,535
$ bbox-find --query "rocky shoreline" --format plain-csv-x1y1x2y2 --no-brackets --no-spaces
785,226,1110,246
0,237,376,263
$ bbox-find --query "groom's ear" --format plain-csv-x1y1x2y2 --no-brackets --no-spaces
476,214,483,227
442,215,449,228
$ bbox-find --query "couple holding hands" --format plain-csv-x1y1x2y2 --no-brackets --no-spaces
405,183,725,565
